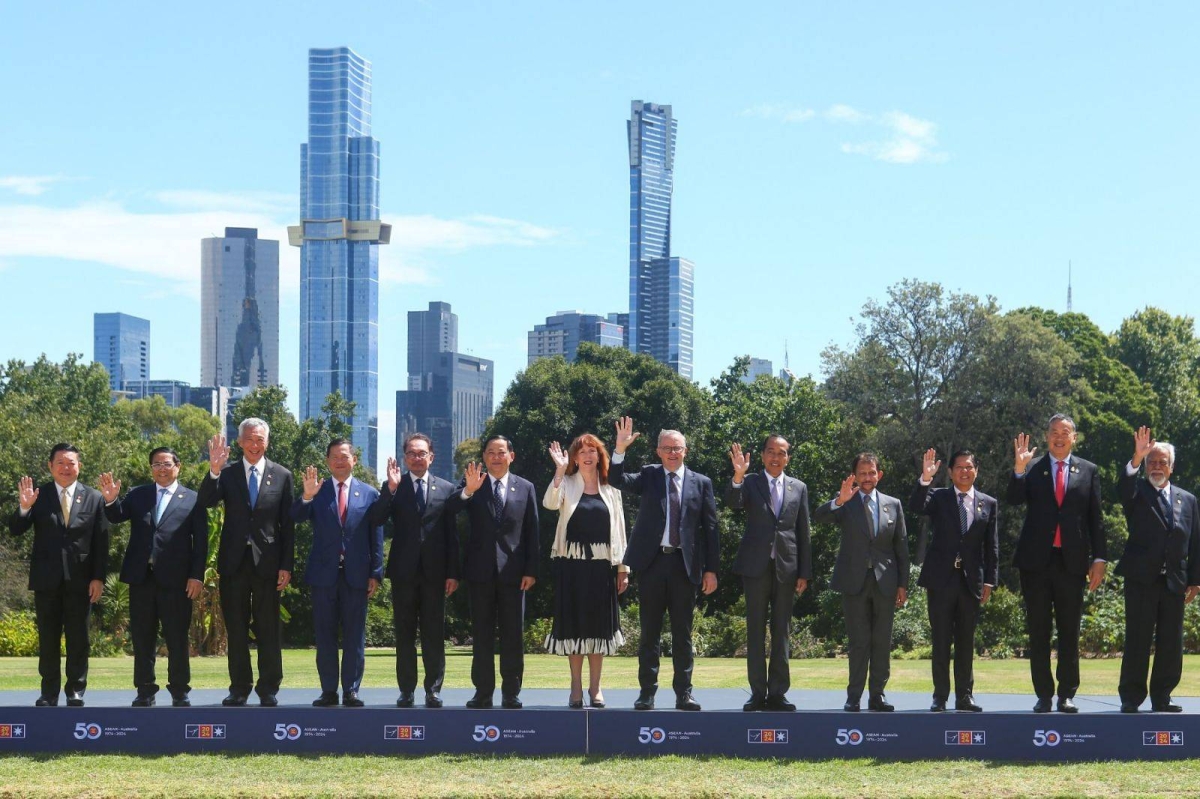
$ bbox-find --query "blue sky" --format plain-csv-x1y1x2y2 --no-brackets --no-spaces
2,2,1197,474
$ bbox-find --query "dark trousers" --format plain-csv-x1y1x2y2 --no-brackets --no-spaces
743,561,794,699
1019,550,1084,700
842,570,896,701
129,574,193,699
393,575,447,694
311,571,368,695
1119,576,1185,707
637,549,697,696
468,579,524,698
927,575,980,702
34,584,91,698
219,550,283,697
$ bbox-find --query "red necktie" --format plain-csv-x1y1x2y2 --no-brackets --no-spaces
1053,461,1065,547
337,481,348,526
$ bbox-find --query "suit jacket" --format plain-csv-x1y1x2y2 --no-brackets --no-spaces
727,472,811,581
105,483,208,588
814,490,909,596
291,476,384,589
197,458,295,579
9,482,109,592
450,472,539,585
1008,454,1106,575
1115,468,1200,595
369,472,461,583
612,460,720,585
909,480,999,599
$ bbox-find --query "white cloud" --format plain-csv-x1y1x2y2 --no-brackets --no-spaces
152,189,297,216
825,104,868,123
745,103,947,164
0,175,74,196
741,104,815,122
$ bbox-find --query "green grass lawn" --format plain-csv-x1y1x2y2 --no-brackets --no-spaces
2,649,1199,695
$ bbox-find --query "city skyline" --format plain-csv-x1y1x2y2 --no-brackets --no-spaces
3,3,1199,475
200,227,279,389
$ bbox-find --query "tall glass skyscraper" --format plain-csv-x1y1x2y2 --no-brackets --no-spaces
93,312,149,391
289,47,390,468
627,100,693,380
200,227,279,389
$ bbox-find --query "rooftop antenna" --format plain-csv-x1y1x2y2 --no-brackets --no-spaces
1067,260,1073,312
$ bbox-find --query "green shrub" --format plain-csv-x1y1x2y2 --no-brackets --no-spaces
523,616,554,654
892,587,930,652
0,610,39,656
365,601,395,648
977,585,1025,658
1080,580,1125,656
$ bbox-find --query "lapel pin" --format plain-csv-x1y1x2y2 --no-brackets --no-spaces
353,491,360,497
1070,466,1079,474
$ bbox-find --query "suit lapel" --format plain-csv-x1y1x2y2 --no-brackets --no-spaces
344,478,367,531
156,486,188,530
327,478,342,529
228,460,250,509
752,473,773,513
1138,479,1171,530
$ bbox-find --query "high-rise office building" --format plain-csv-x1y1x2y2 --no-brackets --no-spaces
527,311,624,365
122,379,191,407
94,313,149,391
627,100,694,379
200,227,279,389
743,357,774,383
289,47,390,468
396,302,493,482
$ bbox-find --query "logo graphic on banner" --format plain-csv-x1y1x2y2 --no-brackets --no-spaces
273,723,302,741
185,724,227,740
748,729,788,744
0,724,27,739
1143,731,1184,746
73,722,102,740
835,728,864,746
637,727,667,745
472,725,501,743
1032,729,1060,747
384,725,426,741
945,730,986,746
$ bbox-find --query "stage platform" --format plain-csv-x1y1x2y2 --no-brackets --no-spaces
1,688,1197,759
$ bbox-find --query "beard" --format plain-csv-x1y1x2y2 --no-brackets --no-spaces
1149,473,1169,489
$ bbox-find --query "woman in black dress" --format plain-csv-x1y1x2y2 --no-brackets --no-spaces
543,433,629,708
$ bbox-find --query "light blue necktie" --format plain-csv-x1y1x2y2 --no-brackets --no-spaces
248,465,259,509
155,487,170,524
864,493,877,538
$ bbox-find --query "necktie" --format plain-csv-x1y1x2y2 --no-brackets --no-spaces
1160,488,1174,529
337,481,347,526
771,478,783,518
60,487,71,525
248,465,259,509
155,487,170,524
492,478,505,526
863,493,876,538
1053,460,1065,547
958,492,969,535
668,472,682,548
415,478,426,514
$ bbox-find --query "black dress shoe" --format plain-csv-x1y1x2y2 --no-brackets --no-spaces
343,691,364,708
65,693,84,707
222,693,248,707
132,695,155,707
466,695,493,709
955,696,983,713
259,694,279,708
843,700,861,712
396,691,415,708
1120,703,1139,713
743,695,767,712
930,698,947,712
868,695,894,712
633,693,655,711
765,695,796,712
34,695,57,707
172,696,191,708
675,692,701,711
1033,697,1052,713
501,695,523,709
1153,701,1184,713
313,692,339,707
1057,698,1078,714
424,692,443,709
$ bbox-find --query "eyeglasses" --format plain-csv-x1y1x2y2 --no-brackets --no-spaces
658,446,686,454
151,462,177,470
404,451,431,460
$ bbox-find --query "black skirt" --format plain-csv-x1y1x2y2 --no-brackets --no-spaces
545,492,624,655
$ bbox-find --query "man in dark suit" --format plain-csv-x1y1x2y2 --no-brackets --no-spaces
728,436,811,712
10,443,109,707
198,418,295,707
1115,426,1200,713
292,438,383,708
909,448,998,712
370,433,460,708
814,452,909,712
1009,414,1106,713
611,417,719,712
99,447,207,707
452,435,538,709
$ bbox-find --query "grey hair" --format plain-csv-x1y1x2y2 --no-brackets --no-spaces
238,417,270,439
1149,442,1176,468
658,429,687,448
1048,413,1076,432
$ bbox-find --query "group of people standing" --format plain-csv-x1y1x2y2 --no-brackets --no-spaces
9,412,1199,715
